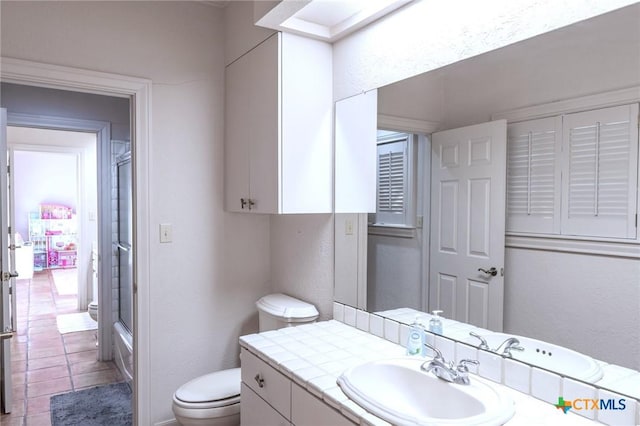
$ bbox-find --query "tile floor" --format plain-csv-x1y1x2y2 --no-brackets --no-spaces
1,270,123,426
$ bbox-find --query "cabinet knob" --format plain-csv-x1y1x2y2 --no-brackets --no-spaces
240,198,247,209
254,373,265,388
248,199,255,211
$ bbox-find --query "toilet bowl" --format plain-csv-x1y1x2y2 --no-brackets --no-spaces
172,293,318,425
88,301,98,322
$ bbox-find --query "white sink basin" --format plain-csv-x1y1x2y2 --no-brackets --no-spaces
465,332,603,383
337,357,515,426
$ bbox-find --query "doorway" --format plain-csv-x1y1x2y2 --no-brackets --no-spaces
2,125,128,423
0,58,151,424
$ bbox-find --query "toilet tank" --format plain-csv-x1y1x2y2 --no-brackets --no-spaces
256,293,319,332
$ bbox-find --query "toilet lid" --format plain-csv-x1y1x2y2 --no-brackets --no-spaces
256,293,319,320
175,368,241,404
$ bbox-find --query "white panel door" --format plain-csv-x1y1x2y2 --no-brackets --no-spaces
0,108,15,414
430,120,507,331
335,90,378,213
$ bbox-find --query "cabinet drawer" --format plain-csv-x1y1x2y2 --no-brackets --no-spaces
241,348,291,419
291,383,355,426
241,383,290,426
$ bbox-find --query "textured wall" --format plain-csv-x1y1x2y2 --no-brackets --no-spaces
505,248,640,370
270,214,334,320
333,0,638,100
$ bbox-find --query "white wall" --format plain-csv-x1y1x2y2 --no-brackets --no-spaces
505,249,640,369
270,215,334,320
355,3,640,369
1,2,271,423
1,83,130,141
367,233,422,312
12,150,78,238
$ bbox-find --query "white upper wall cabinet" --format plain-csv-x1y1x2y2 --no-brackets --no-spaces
224,32,333,214
506,103,639,240
334,90,378,213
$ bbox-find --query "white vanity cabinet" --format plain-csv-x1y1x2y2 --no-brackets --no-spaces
240,348,355,426
224,32,333,214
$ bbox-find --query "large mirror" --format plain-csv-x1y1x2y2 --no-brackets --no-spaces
335,4,640,395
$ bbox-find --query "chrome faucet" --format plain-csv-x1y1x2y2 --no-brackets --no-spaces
421,343,479,385
493,337,525,358
468,332,525,358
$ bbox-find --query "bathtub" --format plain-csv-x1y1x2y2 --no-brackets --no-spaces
113,321,133,383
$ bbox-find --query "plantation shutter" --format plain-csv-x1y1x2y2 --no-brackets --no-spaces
376,139,407,224
506,117,562,234
561,103,639,239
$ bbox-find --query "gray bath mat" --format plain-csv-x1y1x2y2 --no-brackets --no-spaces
50,382,132,426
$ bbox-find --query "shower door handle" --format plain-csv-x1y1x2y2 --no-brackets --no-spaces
116,243,130,252
0,326,15,340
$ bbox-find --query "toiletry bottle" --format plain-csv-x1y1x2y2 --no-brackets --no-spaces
429,310,443,335
406,315,425,356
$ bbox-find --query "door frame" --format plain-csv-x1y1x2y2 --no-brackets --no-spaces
8,120,107,356
0,57,152,424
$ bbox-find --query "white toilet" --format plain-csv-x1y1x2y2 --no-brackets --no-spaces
88,301,99,322
171,293,319,426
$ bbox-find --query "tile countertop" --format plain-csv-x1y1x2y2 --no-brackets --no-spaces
239,320,597,426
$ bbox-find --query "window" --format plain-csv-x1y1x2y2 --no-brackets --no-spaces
506,103,639,239
372,131,416,226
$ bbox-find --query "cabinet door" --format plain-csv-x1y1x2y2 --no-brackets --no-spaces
290,383,355,426
247,34,279,214
225,48,251,213
335,90,378,213
241,348,291,418
241,383,290,426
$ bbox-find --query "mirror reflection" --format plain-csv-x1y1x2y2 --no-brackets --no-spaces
336,4,640,397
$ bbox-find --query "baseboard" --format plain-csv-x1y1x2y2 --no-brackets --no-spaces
154,419,178,426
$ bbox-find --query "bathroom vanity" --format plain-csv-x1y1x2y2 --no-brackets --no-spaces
239,319,621,425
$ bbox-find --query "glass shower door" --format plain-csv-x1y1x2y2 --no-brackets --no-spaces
117,154,133,333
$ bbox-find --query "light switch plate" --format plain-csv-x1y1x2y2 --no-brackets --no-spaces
159,223,172,243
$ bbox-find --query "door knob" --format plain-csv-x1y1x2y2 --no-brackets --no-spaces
478,267,498,277
2,271,19,281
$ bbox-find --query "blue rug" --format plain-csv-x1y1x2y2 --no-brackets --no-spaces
50,382,132,426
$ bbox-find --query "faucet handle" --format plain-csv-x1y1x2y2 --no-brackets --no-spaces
456,359,479,373
468,331,489,350
503,345,524,358
424,343,444,361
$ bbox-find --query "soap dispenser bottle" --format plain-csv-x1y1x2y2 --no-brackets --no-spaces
406,315,425,356
428,310,444,335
